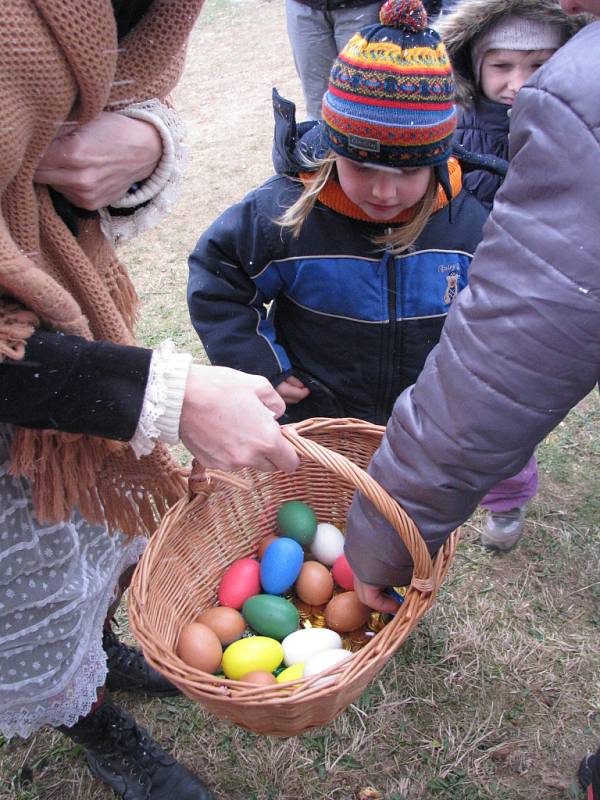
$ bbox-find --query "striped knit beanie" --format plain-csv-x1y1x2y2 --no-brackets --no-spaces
322,0,456,168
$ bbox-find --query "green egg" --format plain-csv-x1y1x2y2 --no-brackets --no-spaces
276,500,317,547
242,594,300,641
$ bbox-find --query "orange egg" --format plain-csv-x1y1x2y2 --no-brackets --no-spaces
295,561,334,605
257,535,279,559
239,670,277,686
177,622,223,673
324,592,371,633
196,607,247,646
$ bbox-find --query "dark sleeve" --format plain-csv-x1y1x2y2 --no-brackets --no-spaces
344,77,600,586
0,329,151,441
187,184,292,382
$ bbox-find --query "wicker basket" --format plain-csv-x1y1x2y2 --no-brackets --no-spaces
129,417,459,737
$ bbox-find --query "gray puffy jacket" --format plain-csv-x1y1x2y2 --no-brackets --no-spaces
344,20,600,587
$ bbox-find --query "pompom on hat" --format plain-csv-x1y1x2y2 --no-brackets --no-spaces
321,0,457,169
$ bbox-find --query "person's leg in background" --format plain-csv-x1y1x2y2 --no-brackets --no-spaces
285,0,339,119
479,453,538,550
331,2,383,53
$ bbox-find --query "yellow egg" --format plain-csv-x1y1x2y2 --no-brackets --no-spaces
177,623,223,673
276,663,305,684
196,607,246,646
222,636,283,680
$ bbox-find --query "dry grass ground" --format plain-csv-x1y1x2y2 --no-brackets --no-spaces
1,1,599,798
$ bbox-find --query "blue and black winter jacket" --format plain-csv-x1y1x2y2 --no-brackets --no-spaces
188,96,494,426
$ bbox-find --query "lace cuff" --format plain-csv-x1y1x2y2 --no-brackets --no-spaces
130,340,192,458
99,99,187,244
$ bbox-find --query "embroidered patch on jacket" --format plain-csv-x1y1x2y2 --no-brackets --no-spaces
443,273,459,305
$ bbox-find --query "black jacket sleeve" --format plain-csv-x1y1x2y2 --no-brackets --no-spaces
0,329,151,440
187,180,293,383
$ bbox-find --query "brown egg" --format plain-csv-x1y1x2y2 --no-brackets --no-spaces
257,535,279,559
325,592,371,633
196,607,246,646
295,561,334,605
177,622,223,673
239,670,277,686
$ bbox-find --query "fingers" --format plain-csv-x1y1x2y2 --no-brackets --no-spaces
355,579,401,614
286,376,306,388
278,385,310,403
255,379,286,418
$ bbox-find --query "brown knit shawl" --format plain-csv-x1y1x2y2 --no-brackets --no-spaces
0,0,205,535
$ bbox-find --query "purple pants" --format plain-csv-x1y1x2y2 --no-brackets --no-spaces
480,454,538,512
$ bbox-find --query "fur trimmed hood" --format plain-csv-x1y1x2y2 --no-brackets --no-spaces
435,0,590,107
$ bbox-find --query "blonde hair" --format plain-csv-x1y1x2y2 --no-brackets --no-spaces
278,151,440,255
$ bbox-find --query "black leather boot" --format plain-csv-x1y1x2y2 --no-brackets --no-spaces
103,624,179,696
579,744,600,799
59,697,215,800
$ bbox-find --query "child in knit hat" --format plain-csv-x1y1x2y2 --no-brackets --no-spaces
437,0,585,209
189,0,521,523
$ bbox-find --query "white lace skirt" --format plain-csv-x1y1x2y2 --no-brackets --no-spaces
0,425,146,739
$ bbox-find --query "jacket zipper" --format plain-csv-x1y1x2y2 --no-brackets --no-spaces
376,241,397,424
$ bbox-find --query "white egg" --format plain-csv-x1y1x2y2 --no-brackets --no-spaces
310,523,345,566
281,627,342,666
304,648,352,687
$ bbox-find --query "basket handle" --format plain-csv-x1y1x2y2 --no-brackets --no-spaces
281,425,434,592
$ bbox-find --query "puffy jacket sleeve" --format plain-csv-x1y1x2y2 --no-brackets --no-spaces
187,182,293,383
345,51,600,586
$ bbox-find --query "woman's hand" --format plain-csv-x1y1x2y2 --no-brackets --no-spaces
354,576,402,614
34,112,162,210
276,376,310,404
179,364,300,473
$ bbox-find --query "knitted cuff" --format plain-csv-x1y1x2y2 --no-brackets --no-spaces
130,340,193,458
111,101,178,209
99,99,187,244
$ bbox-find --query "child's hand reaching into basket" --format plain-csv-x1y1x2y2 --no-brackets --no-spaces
354,577,403,614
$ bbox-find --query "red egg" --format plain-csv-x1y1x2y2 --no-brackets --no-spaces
332,554,354,591
218,558,261,609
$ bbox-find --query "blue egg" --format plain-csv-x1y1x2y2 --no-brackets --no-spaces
260,537,304,595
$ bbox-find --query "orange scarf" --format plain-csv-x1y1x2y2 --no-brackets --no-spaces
302,157,462,222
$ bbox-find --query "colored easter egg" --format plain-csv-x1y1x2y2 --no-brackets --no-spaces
257,534,279,559
304,648,352,686
310,523,345,566
281,627,342,667
239,670,277,686
177,623,223,673
218,558,261,609
260,537,304,595
331,554,355,591
276,663,305,684
196,607,247,646
222,636,284,680
325,591,371,633
295,561,334,605
276,500,317,546
242,594,300,640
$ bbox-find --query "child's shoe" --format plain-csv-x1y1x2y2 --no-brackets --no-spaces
480,507,526,551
